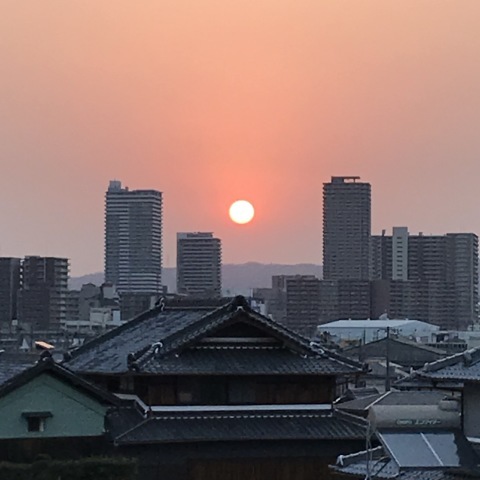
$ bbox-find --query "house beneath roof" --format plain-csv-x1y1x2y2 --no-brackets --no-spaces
333,393,480,480
397,346,480,442
0,354,119,462
64,295,368,480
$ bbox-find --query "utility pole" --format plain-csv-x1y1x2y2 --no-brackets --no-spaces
385,326,391,391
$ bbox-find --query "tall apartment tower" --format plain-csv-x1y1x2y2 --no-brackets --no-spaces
17,256,69,327
176,232,222,297
0,258,21,326
323,176,371,280
105,180,163,294
446,233,479,328
370,229,479,329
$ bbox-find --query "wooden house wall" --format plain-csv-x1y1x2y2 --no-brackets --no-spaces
120,440,364,480
87,374,337,405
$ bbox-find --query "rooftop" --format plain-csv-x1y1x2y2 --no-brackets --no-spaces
321,319,439,329
66,296,363,376
397,347,480,387
109,405,367,445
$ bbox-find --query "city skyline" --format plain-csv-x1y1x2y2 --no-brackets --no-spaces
2,2,480,276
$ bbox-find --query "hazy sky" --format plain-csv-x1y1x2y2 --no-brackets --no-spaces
2,1,480,276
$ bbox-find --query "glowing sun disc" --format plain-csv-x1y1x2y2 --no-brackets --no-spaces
229,200,255,224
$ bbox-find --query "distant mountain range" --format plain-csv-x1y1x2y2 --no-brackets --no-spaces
69,262,323,293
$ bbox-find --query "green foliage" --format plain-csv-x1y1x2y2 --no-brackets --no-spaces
0,457,137,480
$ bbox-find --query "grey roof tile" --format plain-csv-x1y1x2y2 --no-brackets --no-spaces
67,308,214,373
396,347,480,387
112,408,367,445
0,353,37,386
139,346,361,375
66,296,363,376
0,356,120,405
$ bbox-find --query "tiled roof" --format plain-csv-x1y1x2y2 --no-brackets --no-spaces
0,355,120,405
0,353,37,386
150,296,316,357
396,347,480,387
334,446,400,478
137,346,361,375
420,348,480,382
334,446,480,479
106,407,144,440
377,391,452,406
66,296,363,376
344,336,447,356
66,307,216,373
112,407,367,445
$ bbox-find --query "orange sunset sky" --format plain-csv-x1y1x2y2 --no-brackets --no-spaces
1,1,480,276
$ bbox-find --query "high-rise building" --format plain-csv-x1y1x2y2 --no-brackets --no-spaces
316,279,371,324
17,256,69,327
176,232,222,297
0,258,21,326
285,275,321,336
370,229,479,329
105,180,163,294
323,176,371,280
446,233,479,329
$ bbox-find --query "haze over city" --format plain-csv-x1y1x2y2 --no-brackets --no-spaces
2,1,480,275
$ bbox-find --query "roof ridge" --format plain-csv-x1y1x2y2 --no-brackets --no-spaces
336,445,384,466
135,297,311,357
113,416,149,444
343,335,446,355
132,302,233,366
422,346,480,373
131,298,364,373
0,357,119,405
319,346,365,370
333,408,370,427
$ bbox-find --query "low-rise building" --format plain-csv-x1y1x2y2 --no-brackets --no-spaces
398,346,480,442
317,318,440,345
0,355,118,461
64,295,368,479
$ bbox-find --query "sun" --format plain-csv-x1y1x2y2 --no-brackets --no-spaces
229,200,255,225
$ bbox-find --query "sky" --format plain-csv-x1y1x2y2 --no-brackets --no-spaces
2,1,480,276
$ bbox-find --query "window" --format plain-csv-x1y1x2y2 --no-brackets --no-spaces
119,376,135,393
22,412,52,433
27,417,44,432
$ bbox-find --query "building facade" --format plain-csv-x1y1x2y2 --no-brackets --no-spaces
0,258,21,327
285,275,321,336
17,257,69,328
105,180,163,294
176,232,222,297
323,176,371,281
370,229,479,329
